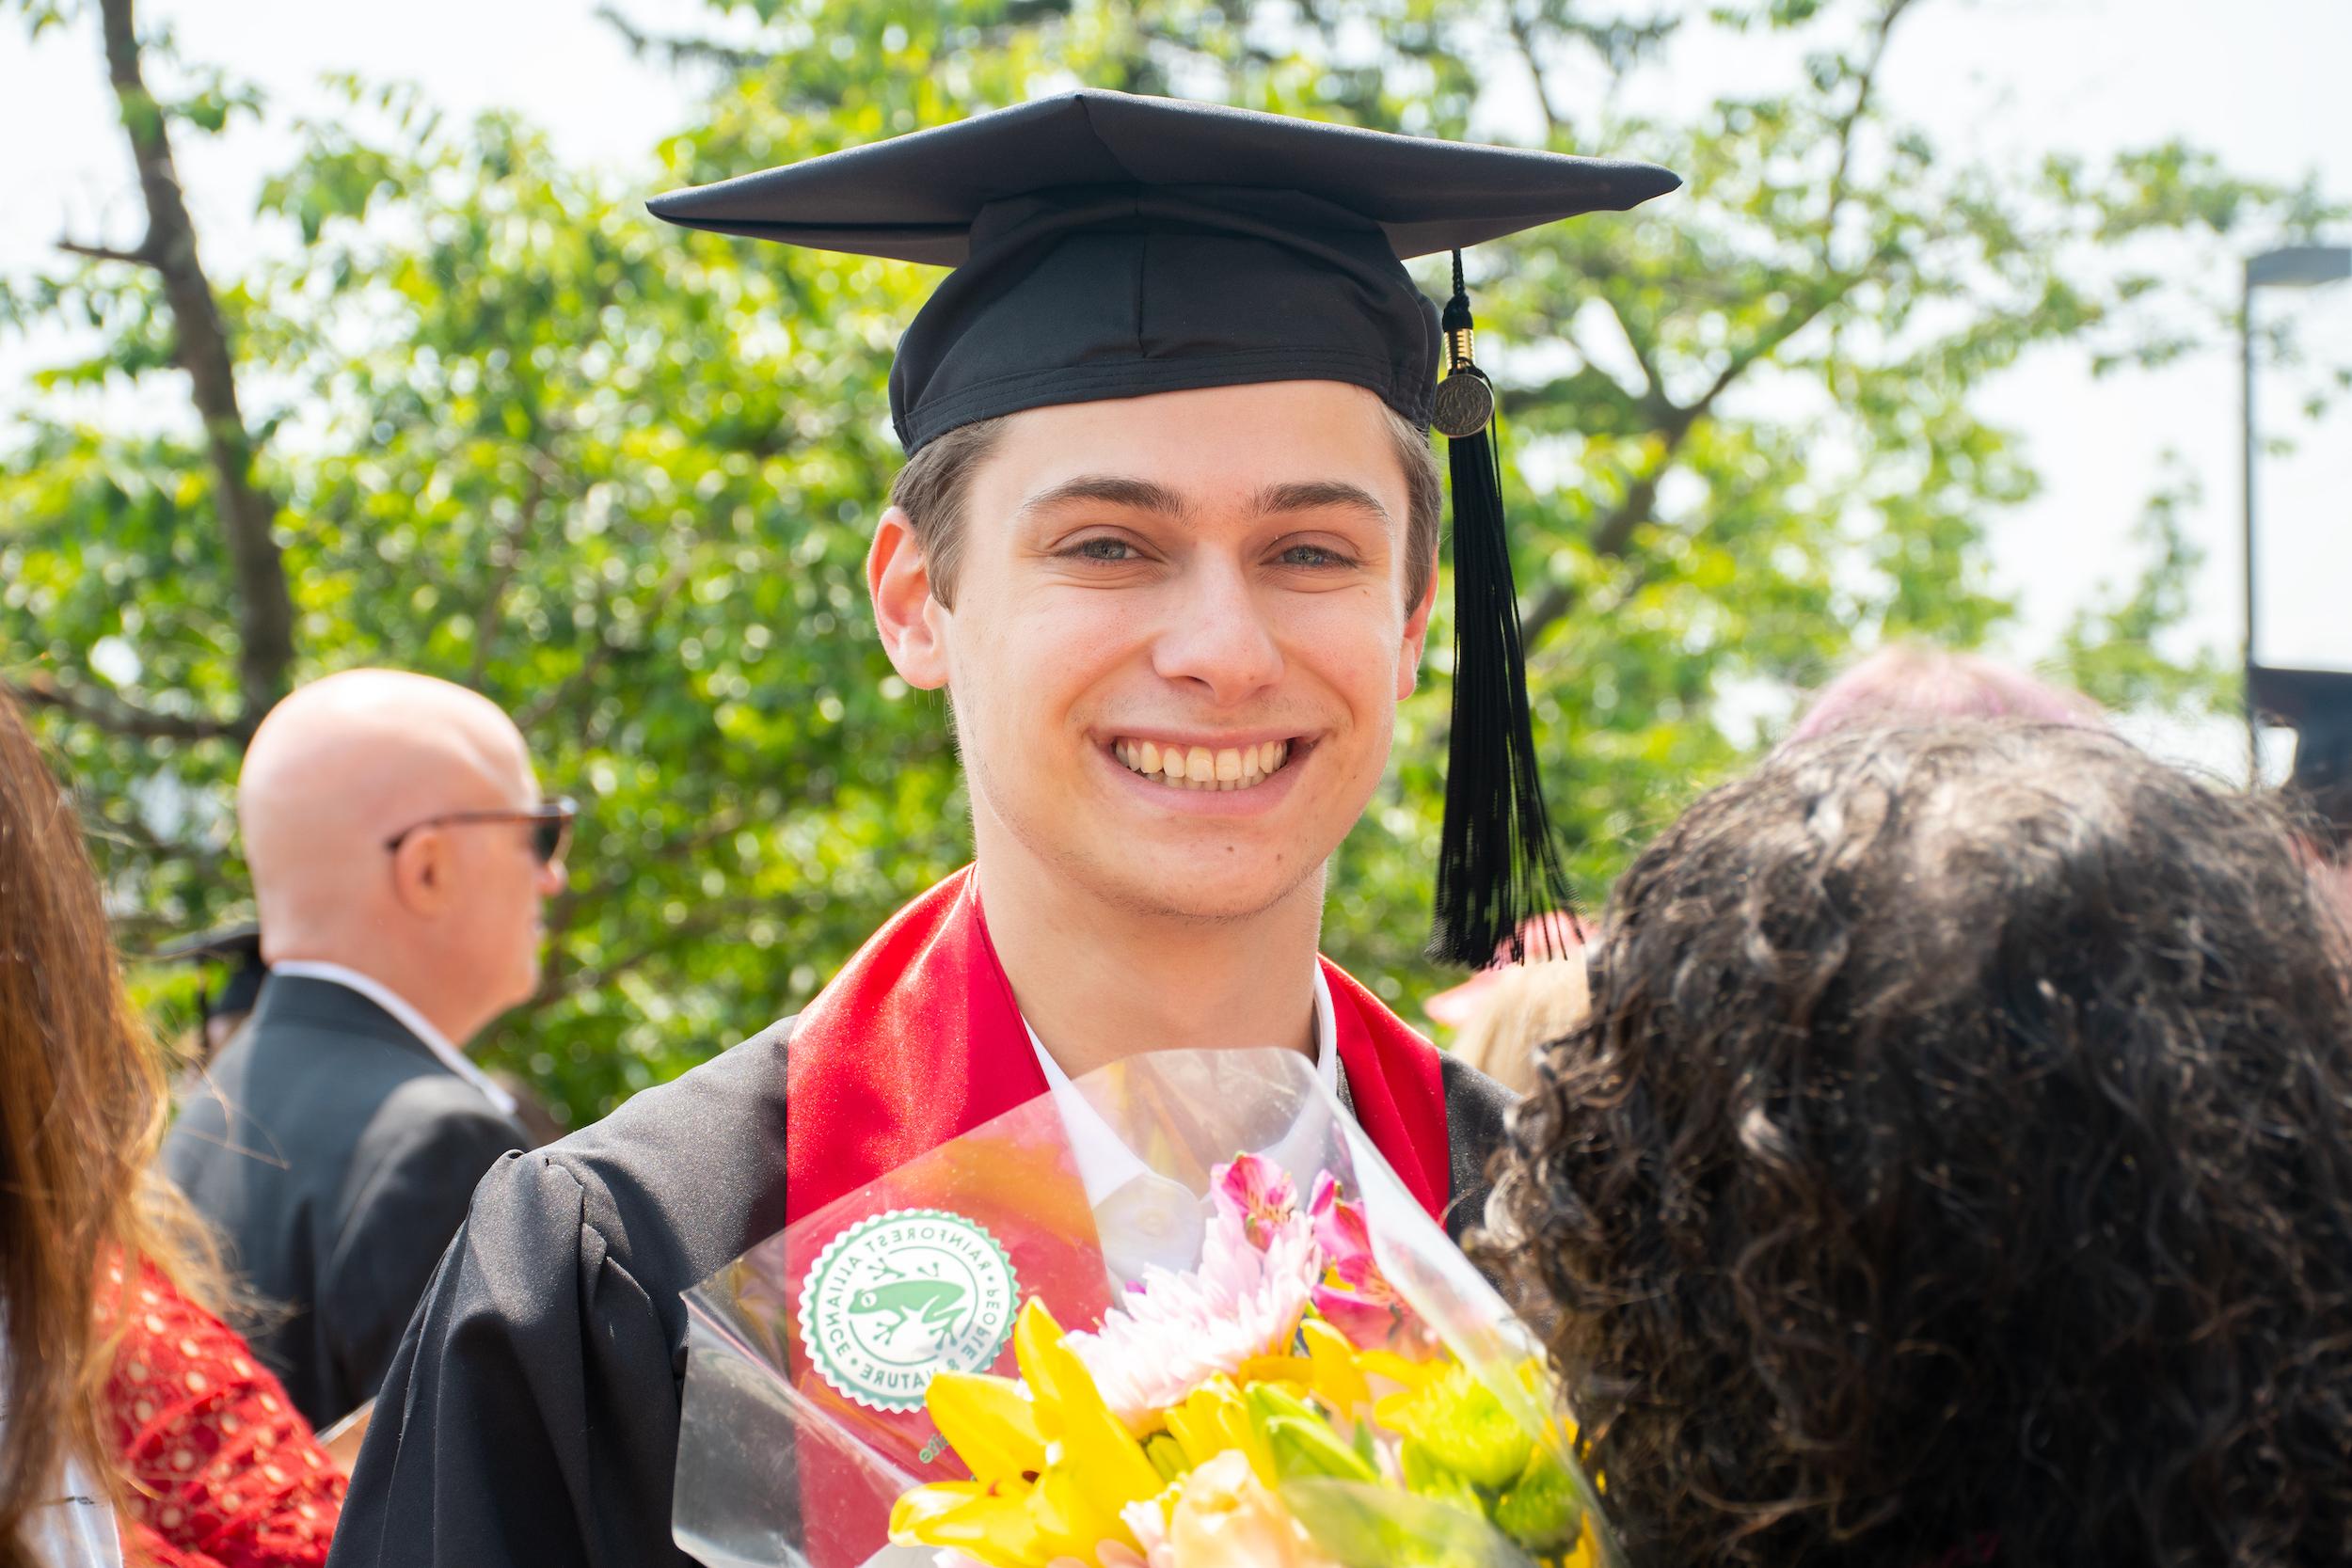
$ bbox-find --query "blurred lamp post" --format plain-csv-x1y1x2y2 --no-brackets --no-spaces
2243,243,2352,781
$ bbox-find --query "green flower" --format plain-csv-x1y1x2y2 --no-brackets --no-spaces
1493,1448,1582,1552
1376,1365,1533,1490
1399,1438,1487,1514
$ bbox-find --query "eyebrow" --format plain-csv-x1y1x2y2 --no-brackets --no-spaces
1249,480,1394,531
1015,475,1190,522
1015,474,1394,531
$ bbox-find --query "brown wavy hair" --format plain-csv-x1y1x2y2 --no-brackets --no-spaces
1491,721,2352,1567
0,692,224,1568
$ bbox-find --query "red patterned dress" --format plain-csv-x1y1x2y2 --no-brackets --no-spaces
94,1257,346,1567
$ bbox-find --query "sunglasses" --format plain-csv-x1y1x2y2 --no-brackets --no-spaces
383,797,579,866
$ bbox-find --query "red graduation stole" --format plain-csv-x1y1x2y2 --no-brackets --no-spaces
784,864,1452,1226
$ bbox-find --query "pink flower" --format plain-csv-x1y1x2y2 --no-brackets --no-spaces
1213,1153,1298,1250
1308,1173,1369,1271
1307,1173,1435,1355
1068,1171,1321,1426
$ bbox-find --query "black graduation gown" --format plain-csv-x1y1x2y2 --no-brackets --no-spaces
163,974,531,1429
325,1019,1513,1568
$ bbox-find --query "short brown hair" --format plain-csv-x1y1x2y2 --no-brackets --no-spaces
888,402,1443,610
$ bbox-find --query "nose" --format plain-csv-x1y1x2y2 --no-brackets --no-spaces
537,855,568,897
1148,557,1284,706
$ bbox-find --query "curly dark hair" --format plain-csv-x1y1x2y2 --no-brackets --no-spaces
1489,721,2352,1568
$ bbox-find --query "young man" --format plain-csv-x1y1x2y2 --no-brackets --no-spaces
328,92,1675,1567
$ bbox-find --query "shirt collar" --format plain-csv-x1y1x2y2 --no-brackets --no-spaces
268,960,519,1117
1024,967,1341,1203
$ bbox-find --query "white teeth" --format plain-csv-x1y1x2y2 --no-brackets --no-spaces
1113,738,1295,787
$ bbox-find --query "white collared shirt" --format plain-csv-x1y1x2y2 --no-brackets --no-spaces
1023,970,1343,1282
269,960,519,1117
1,1311,123,1568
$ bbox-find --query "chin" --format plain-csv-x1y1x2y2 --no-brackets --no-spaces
1079,845,1322,926
500,961,542,1014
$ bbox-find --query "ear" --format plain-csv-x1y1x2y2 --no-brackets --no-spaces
1396,547,1440,702
868,505,952,691
388,829,453,918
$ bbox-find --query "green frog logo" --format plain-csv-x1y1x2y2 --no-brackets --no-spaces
847,1274,969,1336
798,1208,1019,1412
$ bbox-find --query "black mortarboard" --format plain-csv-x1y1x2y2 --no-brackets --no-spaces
2253,664,2352,820
151,923,268,1022
651,90,1681,961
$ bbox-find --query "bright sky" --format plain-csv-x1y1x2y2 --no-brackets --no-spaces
4,0,2346,781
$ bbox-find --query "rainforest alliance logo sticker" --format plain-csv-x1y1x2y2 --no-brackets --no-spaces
798,1207,1020,1412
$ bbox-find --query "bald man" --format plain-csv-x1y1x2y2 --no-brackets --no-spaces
166,669,569,1427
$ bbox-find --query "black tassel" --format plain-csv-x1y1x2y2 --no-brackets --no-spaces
1427,252,1576,967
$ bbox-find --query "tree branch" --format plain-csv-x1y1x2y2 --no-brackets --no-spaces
594,3,768,72
1502,4,1565,142
1821,0,1916,257
6,672,246,743
1607,296,1669,405
57,236,158,267
81,798,230,874
1519,256,1894,649
96,0,295,726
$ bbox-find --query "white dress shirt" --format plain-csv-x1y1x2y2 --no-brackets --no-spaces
270,960,519,1117
1024,971,1343,1281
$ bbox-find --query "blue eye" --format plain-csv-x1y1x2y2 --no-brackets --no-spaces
1279,544,1352,568
1069,537,1136,562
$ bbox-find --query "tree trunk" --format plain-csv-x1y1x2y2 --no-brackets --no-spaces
97,0,295,728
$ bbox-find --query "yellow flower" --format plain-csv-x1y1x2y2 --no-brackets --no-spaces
893,1299,1167,1567
1162,1376,1256,1475
1357,1347,1444,1392
927,1370,1046,1485
1300,1319,1371,1417
888,1481,1046,1568
1235,1353,1312,1393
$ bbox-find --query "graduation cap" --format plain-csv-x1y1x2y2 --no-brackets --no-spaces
151,923,268,1026
651,90,1680,963
2252,663,2352,836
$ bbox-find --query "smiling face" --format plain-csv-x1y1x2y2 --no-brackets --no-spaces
871,380,1438,925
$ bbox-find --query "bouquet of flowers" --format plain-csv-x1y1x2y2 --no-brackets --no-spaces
672,1048,1612,1568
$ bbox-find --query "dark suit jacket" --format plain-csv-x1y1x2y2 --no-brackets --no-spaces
327,1019,1512,1568
163,973,529,1429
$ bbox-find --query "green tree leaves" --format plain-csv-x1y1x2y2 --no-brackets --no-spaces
5,0,2328,1117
